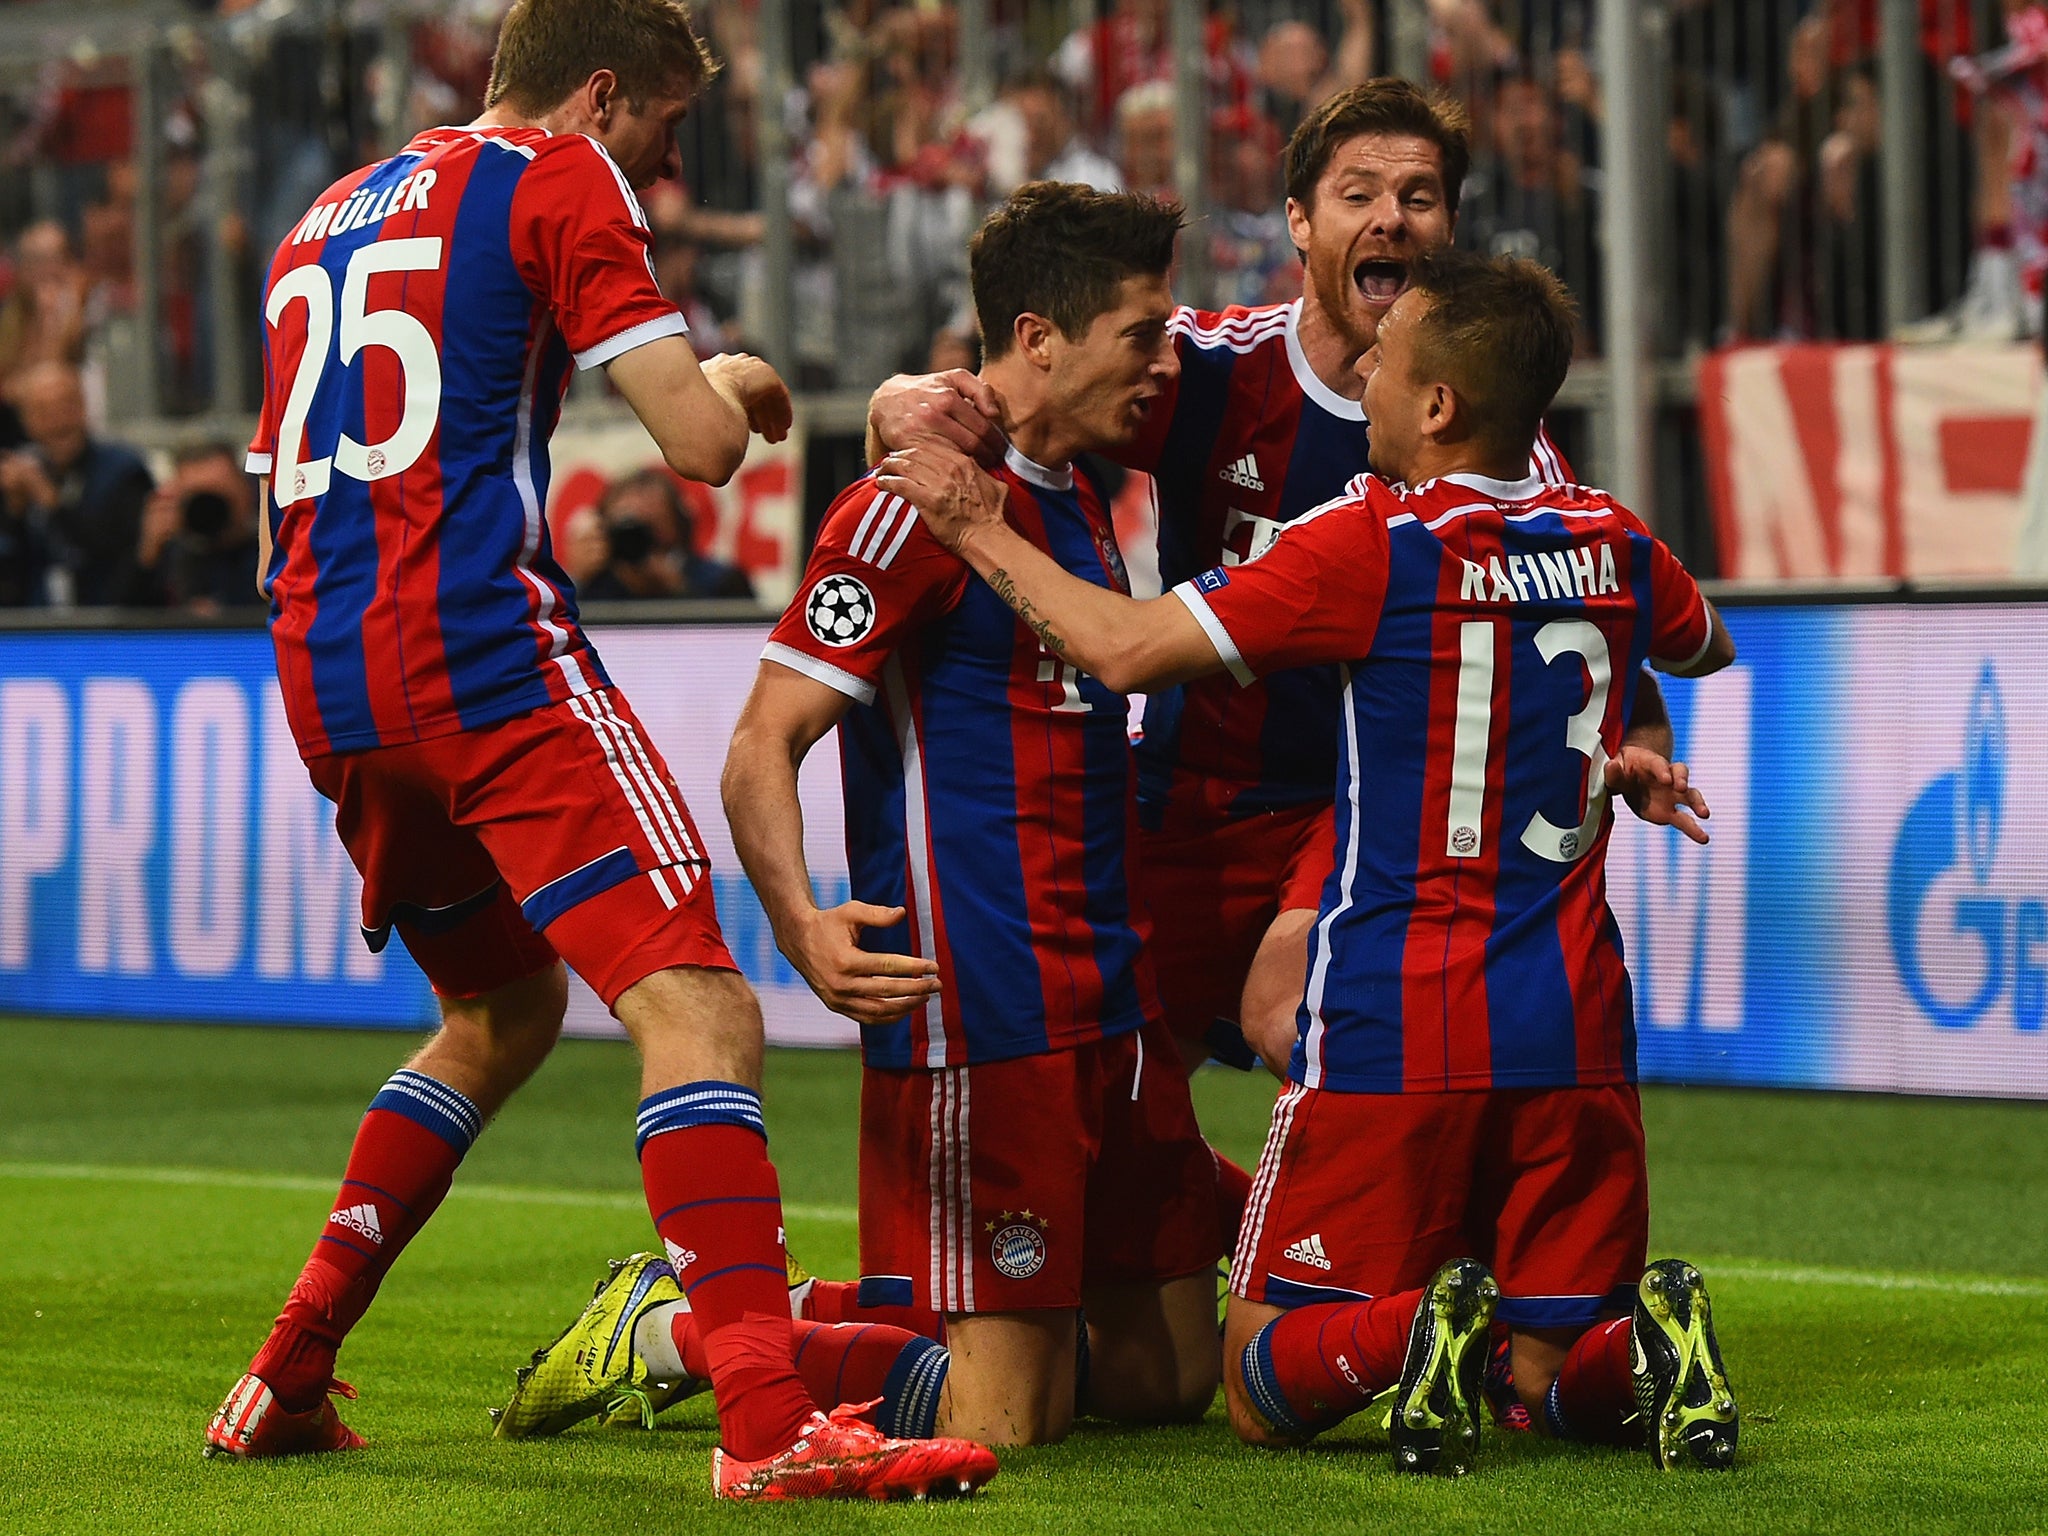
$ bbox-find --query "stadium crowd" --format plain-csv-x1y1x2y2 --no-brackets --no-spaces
0,0,2041,612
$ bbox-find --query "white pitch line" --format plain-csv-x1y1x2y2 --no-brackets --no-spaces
1705,1260,2048,1300
0,1160,857,1225
6,1161,2046,1294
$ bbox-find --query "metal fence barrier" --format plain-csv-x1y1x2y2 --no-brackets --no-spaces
0,0,2014,574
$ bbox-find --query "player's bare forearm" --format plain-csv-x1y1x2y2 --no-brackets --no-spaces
255,477,273,599
962,521,1215,694
1624,668,1673,758
878,441,1220,693
724,664,940,1022
609,338,772,487
721,705,822,947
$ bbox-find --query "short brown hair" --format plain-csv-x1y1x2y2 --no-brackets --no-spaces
487,0,719,115
970,182,1183,359
1284,78,1471,213
1406,249,1575,454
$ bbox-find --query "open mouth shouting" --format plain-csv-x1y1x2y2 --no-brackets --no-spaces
1354,257,1410,309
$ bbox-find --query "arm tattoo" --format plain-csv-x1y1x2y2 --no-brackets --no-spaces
986,567,1068,655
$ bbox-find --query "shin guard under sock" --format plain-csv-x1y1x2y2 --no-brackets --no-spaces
638,1084,818,1461
660,1309,950,1440
1239,1291,1421,1437
251,1069,480,1411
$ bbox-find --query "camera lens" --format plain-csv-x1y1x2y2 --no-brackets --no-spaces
182,491,232,539
607,517,655,566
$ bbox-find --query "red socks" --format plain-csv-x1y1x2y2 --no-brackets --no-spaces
638,1087,818,1461
1239,1291,1421,1436
1543,1317,1641,1445
798,1278,945,1341
669,1313,950,1438
251,1069,480,1412
1213,1148,1253,1255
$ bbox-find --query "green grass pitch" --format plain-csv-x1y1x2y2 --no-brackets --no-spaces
6,1017,2048,1533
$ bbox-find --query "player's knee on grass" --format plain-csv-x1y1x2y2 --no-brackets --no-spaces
1081,1273,1222,1423
1221,1296,1298,1447
1240,910,1316,1080
940,1309,1079,1446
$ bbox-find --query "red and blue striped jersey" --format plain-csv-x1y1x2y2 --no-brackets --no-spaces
1175,470,1710,1092
248,125,688,758
1117,300,1571,822
765,448,1159,1070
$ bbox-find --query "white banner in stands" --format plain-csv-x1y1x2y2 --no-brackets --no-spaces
1697,341,2043,579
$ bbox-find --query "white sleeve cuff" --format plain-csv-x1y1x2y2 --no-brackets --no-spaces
1171,583,1255,687
762,642,878,705
246,452,274,475
576,311,691,371
1653,611,1715,673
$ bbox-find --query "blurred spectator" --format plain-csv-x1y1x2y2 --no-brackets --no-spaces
1116,81,1179,198
0,362,152,607
1207,107,1295,309
1007,70,1120,192
788,59,879,386
1727,16,1852,339
579,469,754,602
1458,72,1602,351
558,504,610,592
1053,0,1252,141
927,328,978,373
0,221,89,383
133,442,263,613
1253,0,1376,136
1942,0,2048,341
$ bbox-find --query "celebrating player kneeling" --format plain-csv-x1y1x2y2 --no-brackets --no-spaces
204,0,991,1501
722,184,1222,1446
878,249,1740,1475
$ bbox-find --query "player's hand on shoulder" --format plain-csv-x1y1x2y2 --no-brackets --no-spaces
875,444,1008,555
784,901,942,1025
868,370,1007,468
1604,746,1711,845
701,353,793,444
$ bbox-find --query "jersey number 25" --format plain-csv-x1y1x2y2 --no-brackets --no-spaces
264,238,445,507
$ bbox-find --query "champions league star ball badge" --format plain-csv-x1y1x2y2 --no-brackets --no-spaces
987,1211,1048,1280
805,574,877,647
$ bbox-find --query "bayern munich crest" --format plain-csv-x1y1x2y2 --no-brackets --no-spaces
805,574,877,647
988,1211,1048,1280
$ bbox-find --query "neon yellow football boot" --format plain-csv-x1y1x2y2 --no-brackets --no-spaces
491,1252,705,1438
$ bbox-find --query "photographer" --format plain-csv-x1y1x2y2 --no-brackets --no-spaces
0,362,153,607
134,441,264,614
579,468,754,602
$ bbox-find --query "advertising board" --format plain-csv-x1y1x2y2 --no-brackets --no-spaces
3,606,2045,1097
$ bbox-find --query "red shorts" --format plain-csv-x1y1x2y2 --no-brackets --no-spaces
306,687,735,1006
857,1019,1222,1314
1137,800,1337,1054
1231,1083,1648,1331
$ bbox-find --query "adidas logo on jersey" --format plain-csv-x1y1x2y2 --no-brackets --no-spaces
330,1203,384,1245
1219,453,1265,491
1282,1233,1332,1270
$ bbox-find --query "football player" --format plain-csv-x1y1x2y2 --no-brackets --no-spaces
878,249,1739,1475
722,184,1222,1446
205,0,992,1501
